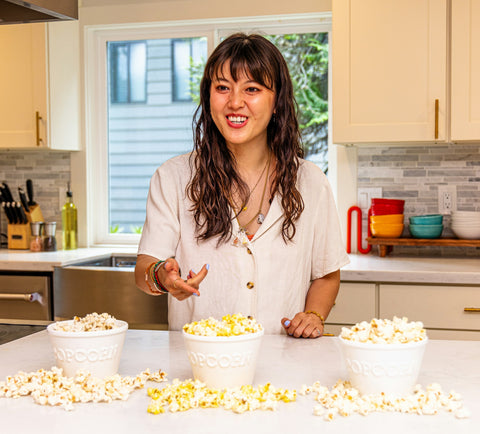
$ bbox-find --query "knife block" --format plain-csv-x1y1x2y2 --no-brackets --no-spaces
7,204,44,250
7,224,30,250
26,204,44,223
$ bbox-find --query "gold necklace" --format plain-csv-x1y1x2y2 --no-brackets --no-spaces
240,155,270,212
238,154,271,231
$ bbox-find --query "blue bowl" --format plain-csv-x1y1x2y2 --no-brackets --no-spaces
409,224,443,239
409,214,443,225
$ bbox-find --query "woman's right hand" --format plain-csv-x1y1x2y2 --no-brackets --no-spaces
161,257,209,300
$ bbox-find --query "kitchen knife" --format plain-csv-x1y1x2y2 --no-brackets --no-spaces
1,182,14,203
6,202,17,224
16,202,28,224
26,179,37,206
18,187,30,213
1,202,13,224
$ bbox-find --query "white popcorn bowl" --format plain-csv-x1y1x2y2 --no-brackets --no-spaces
47,320,128,378
182,329,264,389
338,336,428,396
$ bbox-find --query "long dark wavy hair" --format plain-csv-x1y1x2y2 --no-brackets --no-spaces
187,33,304,244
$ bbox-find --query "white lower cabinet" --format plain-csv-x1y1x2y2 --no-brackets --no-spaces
379,284,480,341
324,282,376,335
332,281,480,340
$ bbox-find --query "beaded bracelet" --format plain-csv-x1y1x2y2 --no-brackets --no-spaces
305,310,325,326
152,260,169,294
145,261,168,294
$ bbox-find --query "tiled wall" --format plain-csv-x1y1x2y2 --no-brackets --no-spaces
357,143,480,256
0,151,71,247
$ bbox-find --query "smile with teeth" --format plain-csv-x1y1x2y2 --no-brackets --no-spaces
227,115,247,124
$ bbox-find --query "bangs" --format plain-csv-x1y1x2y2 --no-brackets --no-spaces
210,46,276,90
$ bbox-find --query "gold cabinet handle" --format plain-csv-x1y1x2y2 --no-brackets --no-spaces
434,99,439,139
36,111,43,146
464,307,480,313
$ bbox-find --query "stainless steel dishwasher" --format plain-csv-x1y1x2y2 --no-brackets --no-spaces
53,254,168,329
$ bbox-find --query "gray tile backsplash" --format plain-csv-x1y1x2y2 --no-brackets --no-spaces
357,143,480,256
0,150,71,245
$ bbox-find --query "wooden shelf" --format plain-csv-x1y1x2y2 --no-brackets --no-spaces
366,237,480,257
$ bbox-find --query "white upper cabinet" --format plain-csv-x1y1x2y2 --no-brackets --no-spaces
451,0,480,141
0,22,80,150
333,0,447,144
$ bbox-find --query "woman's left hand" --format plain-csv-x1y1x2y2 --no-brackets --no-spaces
281,312,324,338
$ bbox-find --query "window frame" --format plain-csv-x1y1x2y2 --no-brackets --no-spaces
84,13,333,246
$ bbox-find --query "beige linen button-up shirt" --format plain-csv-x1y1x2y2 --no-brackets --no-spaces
138,153,350,334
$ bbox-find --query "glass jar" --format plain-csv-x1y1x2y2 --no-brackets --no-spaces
30,222,44,252
43,222,57,252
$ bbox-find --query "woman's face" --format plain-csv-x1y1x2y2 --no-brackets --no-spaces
209,62,275,152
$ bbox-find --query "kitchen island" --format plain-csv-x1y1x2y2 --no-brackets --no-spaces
0,330,479,434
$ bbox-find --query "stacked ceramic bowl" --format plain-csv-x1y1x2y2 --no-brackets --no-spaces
369,198,405,238
451,211,480,239
408,214,443,239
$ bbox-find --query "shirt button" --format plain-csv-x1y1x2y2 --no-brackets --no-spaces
246,282,254,289
246,248,252,255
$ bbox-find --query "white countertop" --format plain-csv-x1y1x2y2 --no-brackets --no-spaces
0,330,479,434
341,254,480,284
0,247,137,271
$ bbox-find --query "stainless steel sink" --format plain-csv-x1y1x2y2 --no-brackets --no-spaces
53,254,168,329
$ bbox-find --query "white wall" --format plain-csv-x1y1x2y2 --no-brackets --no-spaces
79,0,332,24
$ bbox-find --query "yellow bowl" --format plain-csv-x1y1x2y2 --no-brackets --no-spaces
370,223,404,238
369,214,404,225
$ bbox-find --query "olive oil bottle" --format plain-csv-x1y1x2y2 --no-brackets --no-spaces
62,182,78,250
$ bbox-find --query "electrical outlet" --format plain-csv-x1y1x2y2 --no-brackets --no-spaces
438,186,456,214
357,187,383,212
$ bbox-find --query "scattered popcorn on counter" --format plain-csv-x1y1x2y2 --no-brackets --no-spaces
340,316,426,344
300,380,469,420
52,312,119,332
0,367,167,411
183,313,263,337
147,379,296,414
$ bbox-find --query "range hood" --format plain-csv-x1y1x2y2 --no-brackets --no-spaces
0,0,78,25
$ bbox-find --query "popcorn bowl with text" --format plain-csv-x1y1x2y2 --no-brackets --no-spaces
47,319,128,378
182,329,264,389
338,336,428,396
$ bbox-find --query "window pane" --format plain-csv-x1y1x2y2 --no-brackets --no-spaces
107,37,207,234
109,43,129,103
130,42,146,102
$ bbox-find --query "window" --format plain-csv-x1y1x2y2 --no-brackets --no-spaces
86,15,332,244
108,41,147,104
171,38,207,102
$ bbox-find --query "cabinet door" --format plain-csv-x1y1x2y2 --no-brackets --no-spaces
379,284,480,331
0,23,47,148
332,0,447,143
327,282,376,324
451,0,480,141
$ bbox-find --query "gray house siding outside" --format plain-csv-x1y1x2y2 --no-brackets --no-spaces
108,39,197,232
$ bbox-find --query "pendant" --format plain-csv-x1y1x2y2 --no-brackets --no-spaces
257,213,265,224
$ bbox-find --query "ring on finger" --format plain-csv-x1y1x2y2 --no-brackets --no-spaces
173,277,181,289
316,329,321,336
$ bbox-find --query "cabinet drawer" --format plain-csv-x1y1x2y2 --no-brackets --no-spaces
379,284,480,331
327,282,376,324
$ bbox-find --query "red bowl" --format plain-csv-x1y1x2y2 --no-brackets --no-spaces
370,204,404,215
371,198,405,207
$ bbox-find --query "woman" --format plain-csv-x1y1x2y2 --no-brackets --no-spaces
135,33,349,337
